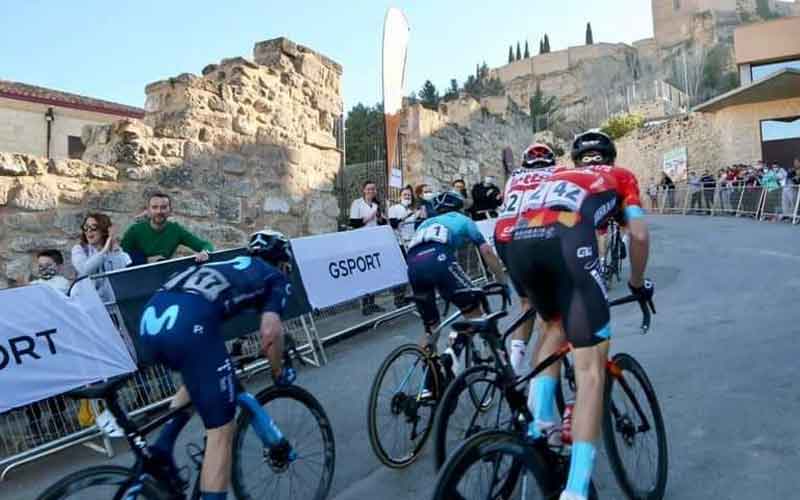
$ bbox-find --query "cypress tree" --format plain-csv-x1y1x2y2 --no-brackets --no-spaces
508,45,514,63
544,34,551,53
586,22,594,44
524,40,530,58
516,42,522,61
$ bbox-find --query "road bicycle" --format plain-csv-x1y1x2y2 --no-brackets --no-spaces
366,283,510,468
603,220,626,289
37,337,335,500
431,289,667,500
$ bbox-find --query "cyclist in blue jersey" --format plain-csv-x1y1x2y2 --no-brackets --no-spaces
406,191,507,375
138,230,294,500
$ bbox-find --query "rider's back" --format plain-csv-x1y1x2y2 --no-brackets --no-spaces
411,211,485,251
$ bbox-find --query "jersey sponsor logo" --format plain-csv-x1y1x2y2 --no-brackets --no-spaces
140,305,180,336
206,256,252,270
577,246,592,258
328,252,383,279
594,198,617,227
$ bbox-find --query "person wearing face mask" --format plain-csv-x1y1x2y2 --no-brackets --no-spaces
388,186,418,307
470,174,503,221
414,183,436,224
29,249,70,294
451,179,473,212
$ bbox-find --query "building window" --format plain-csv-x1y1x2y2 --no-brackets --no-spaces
750,58,800,82
760,116,800,167
67,136,85,159
673,0,680,11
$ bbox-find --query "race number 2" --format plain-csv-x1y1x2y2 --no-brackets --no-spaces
522,180,587,212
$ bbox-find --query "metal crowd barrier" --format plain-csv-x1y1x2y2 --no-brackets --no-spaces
0,240,490,480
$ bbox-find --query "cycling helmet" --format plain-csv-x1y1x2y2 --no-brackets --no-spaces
431,191,464,214
571,130,617,166
247,229,292,265
521,143,556,169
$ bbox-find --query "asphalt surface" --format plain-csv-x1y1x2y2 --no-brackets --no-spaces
2,215,799,500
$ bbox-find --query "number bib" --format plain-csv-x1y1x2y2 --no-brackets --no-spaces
408,223,450,249
162,266,231,302
521,180,588,213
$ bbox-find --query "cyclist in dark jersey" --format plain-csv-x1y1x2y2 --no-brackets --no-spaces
504,131,654,500
139,230,294,500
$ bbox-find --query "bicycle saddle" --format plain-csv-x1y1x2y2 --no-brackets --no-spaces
452,310,508,334
66,374,133,400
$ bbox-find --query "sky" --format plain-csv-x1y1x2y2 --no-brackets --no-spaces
1,1,654,113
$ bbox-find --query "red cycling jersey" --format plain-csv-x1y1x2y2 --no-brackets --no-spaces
494,166,560,244
499,164,643,239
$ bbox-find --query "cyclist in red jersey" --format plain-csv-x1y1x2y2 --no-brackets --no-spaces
504,131,654,500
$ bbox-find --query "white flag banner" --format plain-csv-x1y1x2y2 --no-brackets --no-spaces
0,279,136,412
292,226,408,309
383,7,410,188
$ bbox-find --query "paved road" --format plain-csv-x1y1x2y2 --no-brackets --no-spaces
3,215,799,499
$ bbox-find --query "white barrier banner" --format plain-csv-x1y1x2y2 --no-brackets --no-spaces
0,279,136,412
292,226,408,309
477,218,497,248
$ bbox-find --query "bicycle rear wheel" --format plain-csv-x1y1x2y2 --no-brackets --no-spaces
232,385,335,500
433,365,516,469
367,343,441,468
603,353,668,500
36,465,168,500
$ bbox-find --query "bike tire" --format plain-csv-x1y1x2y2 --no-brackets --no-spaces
232,384,336,500
464,334,499,410
36,465,168,500
603,353,668,500
366,343,441,468
433,365,515,469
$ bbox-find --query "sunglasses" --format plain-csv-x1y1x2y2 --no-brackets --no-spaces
580,154,604,164
83,225,99,232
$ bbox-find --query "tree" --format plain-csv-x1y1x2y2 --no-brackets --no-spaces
443,78,459,101
516,42,522,61
482,77,505,97
524,40,530,59
345,102,384,164
601,113,644,140
539,39,544,54
543,34,551,53
508,45,514,63
586,22,594,45
418,80,440,109
529,84,560,133
756,0,776,19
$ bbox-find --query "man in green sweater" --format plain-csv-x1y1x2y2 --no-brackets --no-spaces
121,192,214,265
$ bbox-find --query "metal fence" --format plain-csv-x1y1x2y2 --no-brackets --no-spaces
0,241,488,480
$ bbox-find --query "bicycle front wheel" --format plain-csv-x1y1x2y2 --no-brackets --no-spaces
36,465,168,500
367,343,441,468
232,385,335,500
603,353,668,500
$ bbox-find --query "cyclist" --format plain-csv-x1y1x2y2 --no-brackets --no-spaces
406,191,507,378
138,230,295,500
494,143,559,377
504,130,653,500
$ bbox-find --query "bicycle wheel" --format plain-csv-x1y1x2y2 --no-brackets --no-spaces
603,353,668,500
367,343,441,468
463,334,498,409
36,465,168,500
433,365,516,469
232,385,335,500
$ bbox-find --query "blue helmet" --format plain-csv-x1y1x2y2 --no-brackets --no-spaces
432,191,464,214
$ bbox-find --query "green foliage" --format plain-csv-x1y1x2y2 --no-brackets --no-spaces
443,79,459,101
529,84,560,133
516,42,522,61
543,34,551,53
345,102,384,164
600,113,644,140
586,22,594,45
524,41,530,59
700,46,738,101
539,39,544,54
418,80,440,109
756,0,778,19
508,45,514,63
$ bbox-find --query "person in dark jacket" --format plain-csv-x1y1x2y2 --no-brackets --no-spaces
470,175,502,220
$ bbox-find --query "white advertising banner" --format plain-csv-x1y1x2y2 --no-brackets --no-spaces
383,7,410,186
292,226,408,309
477,218,497,248
0,279,137,412
663,147,688,180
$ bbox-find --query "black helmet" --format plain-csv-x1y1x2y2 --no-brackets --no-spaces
571,130,616,166
522,143,556,169
247,229,292,266
432,191,464,214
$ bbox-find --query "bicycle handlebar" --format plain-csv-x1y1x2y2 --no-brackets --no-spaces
608,294,656,333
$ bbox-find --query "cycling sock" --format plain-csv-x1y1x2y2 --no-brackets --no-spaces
152,408,192,457
509,340,527,375
565,441,596,498
200,491,227,500
527,375,557,438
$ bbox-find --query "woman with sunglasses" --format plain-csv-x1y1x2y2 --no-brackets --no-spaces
71,212,132,302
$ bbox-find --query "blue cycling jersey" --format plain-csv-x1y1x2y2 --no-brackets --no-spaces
410,212,486,251
158,255,290,318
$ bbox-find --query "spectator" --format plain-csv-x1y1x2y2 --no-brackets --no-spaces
414,183,436,224
29,250,70,294
718,169,732,212
452,179,473,212
388,185,418,308
71,213,132,303
700,170,716,213
787,159,800,222
470,174,502,220
349,180,386,315
121,193,213,265
688,171,702,213
647,183,658,210
660,173,675,208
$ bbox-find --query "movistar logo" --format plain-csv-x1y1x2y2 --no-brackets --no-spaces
140,305,180,336
206,256,252,270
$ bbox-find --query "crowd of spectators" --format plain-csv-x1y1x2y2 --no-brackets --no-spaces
649,157,800,222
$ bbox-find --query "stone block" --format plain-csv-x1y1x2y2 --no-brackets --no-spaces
0,178,14,205
221,154,247,175
4,212,55,232
0,152,29,176
54,210,87,238
26,157,48,176
158,165,194,189
218,196,242,222
161,140,184,158
178,218,246,245
5,255,32,283
263,195,291,214
233,114,258,136
125,166,155,181
8,182,58,211
305,130,336,150
87,187,144,213
9,236,70,253
306,194,339,234
89,164,119,181
222,178,258,198
174,194,214,217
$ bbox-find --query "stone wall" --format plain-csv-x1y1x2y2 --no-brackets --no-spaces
402,98,533,190
0,37,343,286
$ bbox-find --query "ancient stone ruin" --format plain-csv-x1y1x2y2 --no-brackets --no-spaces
0,37,343,286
